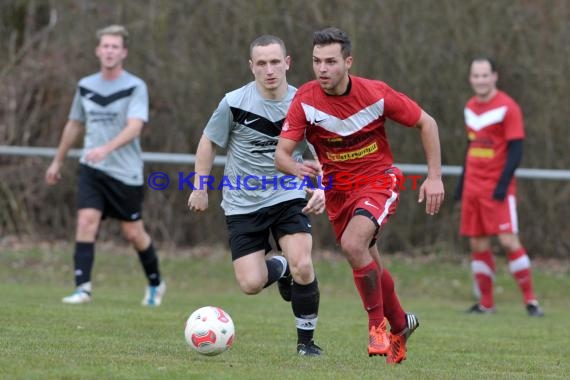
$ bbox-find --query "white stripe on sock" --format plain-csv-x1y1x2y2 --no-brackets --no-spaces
78,281,92,292
471,260,495,279
272,255,288,278
295,316,318,330
508,254,530,273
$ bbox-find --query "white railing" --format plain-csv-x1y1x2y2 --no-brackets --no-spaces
1,145,569,180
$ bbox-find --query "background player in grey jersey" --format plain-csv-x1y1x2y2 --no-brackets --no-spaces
45,25,165,306
188,35,325,356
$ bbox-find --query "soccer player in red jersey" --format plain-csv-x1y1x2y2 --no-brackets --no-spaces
456,57,544,317
275,27,444,364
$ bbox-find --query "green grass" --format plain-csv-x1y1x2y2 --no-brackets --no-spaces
1,244,569,380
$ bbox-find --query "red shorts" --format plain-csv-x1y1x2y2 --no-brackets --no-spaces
460,193,519,236
326,168,401,242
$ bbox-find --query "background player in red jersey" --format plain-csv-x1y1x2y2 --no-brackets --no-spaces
455,57,544,317
275,27,444,364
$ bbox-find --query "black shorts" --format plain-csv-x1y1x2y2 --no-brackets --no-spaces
225,198,312,261
77,164,144,221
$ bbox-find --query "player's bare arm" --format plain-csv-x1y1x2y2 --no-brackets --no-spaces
188,134,216,212
45,119,84,185
275,137,298,175
415,110,445,215
305,142,324,178
276,138,325,214
84,118,144,164
275,138,320,179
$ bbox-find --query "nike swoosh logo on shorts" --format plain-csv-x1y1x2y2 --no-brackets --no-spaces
244,118,260,125
364,200,379,210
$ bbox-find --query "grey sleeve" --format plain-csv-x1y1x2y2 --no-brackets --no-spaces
127,81,149,122
203,97,233,148
68,87,85,122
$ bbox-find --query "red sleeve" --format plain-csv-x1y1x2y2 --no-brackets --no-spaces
504,100,525,140
281,94,307,141
382,84,422,127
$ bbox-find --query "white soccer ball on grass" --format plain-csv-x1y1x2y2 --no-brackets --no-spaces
184,306,235,356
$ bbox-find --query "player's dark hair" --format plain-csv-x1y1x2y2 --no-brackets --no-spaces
470,56,497,73
249,35,287,58
313,27,352,58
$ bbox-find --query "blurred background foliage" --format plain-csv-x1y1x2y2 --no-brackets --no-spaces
1,0,569,257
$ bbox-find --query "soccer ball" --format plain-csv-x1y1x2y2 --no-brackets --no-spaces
184,306,235,356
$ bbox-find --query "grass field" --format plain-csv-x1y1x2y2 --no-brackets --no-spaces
1,243,569,380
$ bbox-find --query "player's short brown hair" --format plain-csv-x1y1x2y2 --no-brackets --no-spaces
96,25,129,48
313,27,352,58
249,35,287,58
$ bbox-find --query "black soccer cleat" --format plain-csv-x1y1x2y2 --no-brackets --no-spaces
466,303,495,314
297,340,323,356
277,273,292,302
526,302,545,317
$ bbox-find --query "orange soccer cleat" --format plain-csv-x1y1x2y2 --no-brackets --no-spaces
386,313,420,364
368,318,390,357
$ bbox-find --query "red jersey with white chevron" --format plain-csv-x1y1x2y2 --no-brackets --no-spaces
463,90,525,195
281,76,421,188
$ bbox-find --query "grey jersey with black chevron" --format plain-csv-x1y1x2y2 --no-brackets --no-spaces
69,70,148,185
204,81,307,215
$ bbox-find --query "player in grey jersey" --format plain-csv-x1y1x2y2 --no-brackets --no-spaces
188,35,325,356
45,25,165,306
